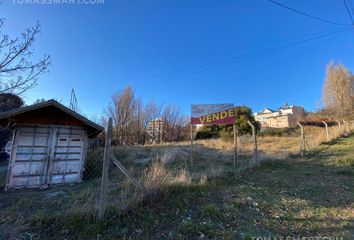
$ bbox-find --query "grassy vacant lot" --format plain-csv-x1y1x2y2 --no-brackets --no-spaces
0,134,353,239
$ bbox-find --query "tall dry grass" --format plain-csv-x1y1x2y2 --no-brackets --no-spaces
109,123,354,187
101,123,354,212
306,124,353,149
193,124,354,159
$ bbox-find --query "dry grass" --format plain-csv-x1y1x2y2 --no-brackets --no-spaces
105,124,354,212
1,124,353,239
106,124,354,198
106,124,354,211
194,124,354,158
143,160,172,192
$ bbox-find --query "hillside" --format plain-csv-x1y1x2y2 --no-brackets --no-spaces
0,135,353,239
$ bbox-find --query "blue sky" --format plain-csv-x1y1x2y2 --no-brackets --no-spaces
1,0,353,118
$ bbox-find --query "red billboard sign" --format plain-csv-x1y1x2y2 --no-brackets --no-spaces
191,104,235,125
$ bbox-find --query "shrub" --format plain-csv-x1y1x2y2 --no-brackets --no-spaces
195,125,221,140
141,160,173,206
180,221,198,235
83,149,103,180
259,127,298,137
201,203,220,218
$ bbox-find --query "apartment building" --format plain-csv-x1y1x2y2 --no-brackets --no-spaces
254,105,305,128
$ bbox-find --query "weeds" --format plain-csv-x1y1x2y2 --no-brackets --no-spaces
336,168,354,176
83,149,103,180
201,203,220,218
0,126,353,239
180,221,198,235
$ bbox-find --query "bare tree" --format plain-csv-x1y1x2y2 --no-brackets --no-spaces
106,87,189,145
106,86,138,145
143,100,161,127
130,96,144,144
323,61,354,116
143,100,162,143
0,19,50,94
162,104,188,142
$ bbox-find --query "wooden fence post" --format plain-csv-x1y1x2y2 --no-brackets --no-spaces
98,118,112,221
247,121,258,167
297,122,305,157
233,124,238,176
190,124,194,167
322,121,330,142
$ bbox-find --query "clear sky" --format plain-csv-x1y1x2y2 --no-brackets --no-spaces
1,0,353,118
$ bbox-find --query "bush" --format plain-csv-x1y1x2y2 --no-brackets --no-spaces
180,221,198,235
220,129,233,142
195,125,222,140
83,149,103,180
259,127,298,137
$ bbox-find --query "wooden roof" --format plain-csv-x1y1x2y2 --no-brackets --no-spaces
0,100,104,137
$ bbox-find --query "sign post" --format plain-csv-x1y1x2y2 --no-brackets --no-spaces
191,104,236,172
190,124,194,167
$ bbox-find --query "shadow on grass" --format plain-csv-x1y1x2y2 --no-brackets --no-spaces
1,135,354,239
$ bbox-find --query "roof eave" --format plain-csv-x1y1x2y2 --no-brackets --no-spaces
0,100,104,133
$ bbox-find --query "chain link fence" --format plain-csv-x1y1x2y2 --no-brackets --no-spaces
0,120,353,239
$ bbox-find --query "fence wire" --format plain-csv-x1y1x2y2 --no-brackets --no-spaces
1,121,354,239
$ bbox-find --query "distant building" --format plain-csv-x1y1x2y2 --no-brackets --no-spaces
195,124,204,131
254,105,305,128
146,118,163,144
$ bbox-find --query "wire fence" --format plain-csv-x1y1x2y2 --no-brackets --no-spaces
0,120,353,238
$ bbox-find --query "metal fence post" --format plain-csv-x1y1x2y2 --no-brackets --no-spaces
343,120,349,133
335,119,341,133
247,121,258,167
233,124,238,176
98,118,112,221
190,124,194,167
297,122,305,157
322,121,329,142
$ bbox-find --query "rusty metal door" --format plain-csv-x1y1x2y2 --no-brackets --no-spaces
6,125,87,189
